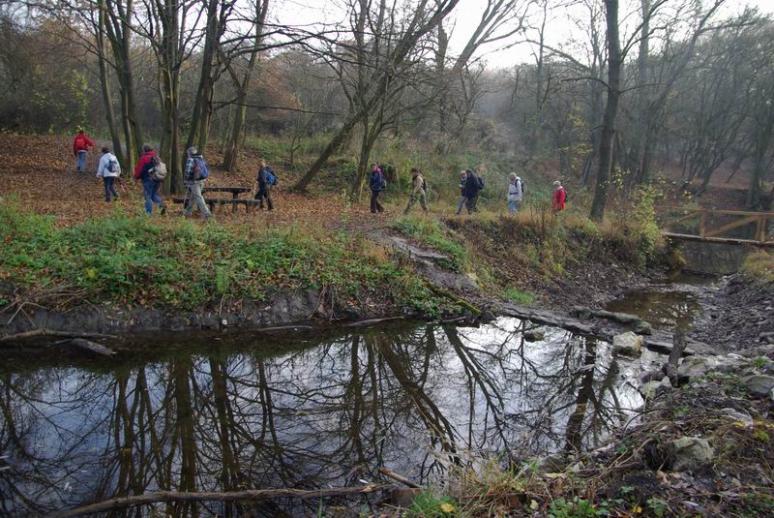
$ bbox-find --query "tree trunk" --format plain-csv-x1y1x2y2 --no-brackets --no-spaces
590,0,621,222
222,0,269,171
631,0,651,186
96,1,124,164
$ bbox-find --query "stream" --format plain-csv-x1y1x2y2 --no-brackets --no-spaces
0,283,713,516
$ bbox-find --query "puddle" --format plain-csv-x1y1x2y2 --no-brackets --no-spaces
604,275,714,331
0,318,646,515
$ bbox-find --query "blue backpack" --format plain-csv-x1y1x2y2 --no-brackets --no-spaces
193,157,209,180
266,168,278,186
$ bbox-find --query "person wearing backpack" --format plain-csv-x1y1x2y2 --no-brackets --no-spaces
96,146,121,202
507,173,524,214
552,180,567,212
183,146,212,220
133,144,167,215
255,160,275,210
462,168,482,214
404,167,428,214
369,164,387,214
72,128,95,173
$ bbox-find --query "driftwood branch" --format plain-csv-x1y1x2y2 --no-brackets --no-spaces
54,485,390,518
379,467,421,488
0,329,116,343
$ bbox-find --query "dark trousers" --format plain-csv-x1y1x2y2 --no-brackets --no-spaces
465,195,479,214
370,190,384,213
103,177,118,201
256,189,273,210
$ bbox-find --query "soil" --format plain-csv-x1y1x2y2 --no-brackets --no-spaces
691,275,774,351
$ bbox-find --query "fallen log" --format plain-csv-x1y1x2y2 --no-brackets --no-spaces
0,329,116,343
54,485,390,518
59,338,116,357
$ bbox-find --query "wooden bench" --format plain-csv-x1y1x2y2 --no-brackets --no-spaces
172,197,262,213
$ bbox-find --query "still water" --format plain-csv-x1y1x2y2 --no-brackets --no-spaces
0,318,647,516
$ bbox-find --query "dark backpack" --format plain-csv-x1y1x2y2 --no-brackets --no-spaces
192,157,209,180
477,175,485,190
422,178,427,191
107,156,117,174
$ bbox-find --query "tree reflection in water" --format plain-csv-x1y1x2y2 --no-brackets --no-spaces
0,318,643,516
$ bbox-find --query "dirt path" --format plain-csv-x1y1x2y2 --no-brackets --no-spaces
0,134,396,229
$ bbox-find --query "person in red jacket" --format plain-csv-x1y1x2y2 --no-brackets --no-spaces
133,144,167,215
72,128,95,173
552,180,567,212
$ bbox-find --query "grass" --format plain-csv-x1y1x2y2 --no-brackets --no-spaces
392,214,469,272
0,203,446,314
503,287,536,305
742,250,774,282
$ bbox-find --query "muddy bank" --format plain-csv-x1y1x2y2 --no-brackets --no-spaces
690,275,774,351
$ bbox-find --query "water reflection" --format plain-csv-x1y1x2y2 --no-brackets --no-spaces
0,318,643,516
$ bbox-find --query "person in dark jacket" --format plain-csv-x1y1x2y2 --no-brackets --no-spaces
369,164,386,213
462,168,482,214
133,144,166,215
255,160,274,210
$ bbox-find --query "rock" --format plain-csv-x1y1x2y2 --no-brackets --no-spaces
524,329,545,342
720,407,753,427
670,437,714,472
633,320,653,335
613,332,643,356
641,377,672,399
677,356,718,380
743,375,774,398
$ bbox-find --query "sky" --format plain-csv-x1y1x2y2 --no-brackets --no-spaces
276,0,774,69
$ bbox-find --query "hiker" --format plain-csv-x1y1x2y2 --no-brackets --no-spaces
507,172,524,214
96,146,121,202
72,128,95,173
552,180,567,212
369,163,386,213
255,160,275,210
133,144,167,215
462,168,483,214
404,167,428,214
455,170,468,215
183,147,212,220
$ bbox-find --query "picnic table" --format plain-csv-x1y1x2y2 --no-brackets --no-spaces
202,186,252,200
173,185,257,213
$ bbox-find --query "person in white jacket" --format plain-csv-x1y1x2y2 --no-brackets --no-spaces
96,146,121,202
507,172,524,214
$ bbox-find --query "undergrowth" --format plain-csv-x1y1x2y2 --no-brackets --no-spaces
0,204,444,313
392,215,469,272
742,250,773,282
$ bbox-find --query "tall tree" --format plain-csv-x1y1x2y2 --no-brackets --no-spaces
589,0,620,221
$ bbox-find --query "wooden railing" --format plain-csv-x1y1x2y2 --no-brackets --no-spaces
661,208,773,247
